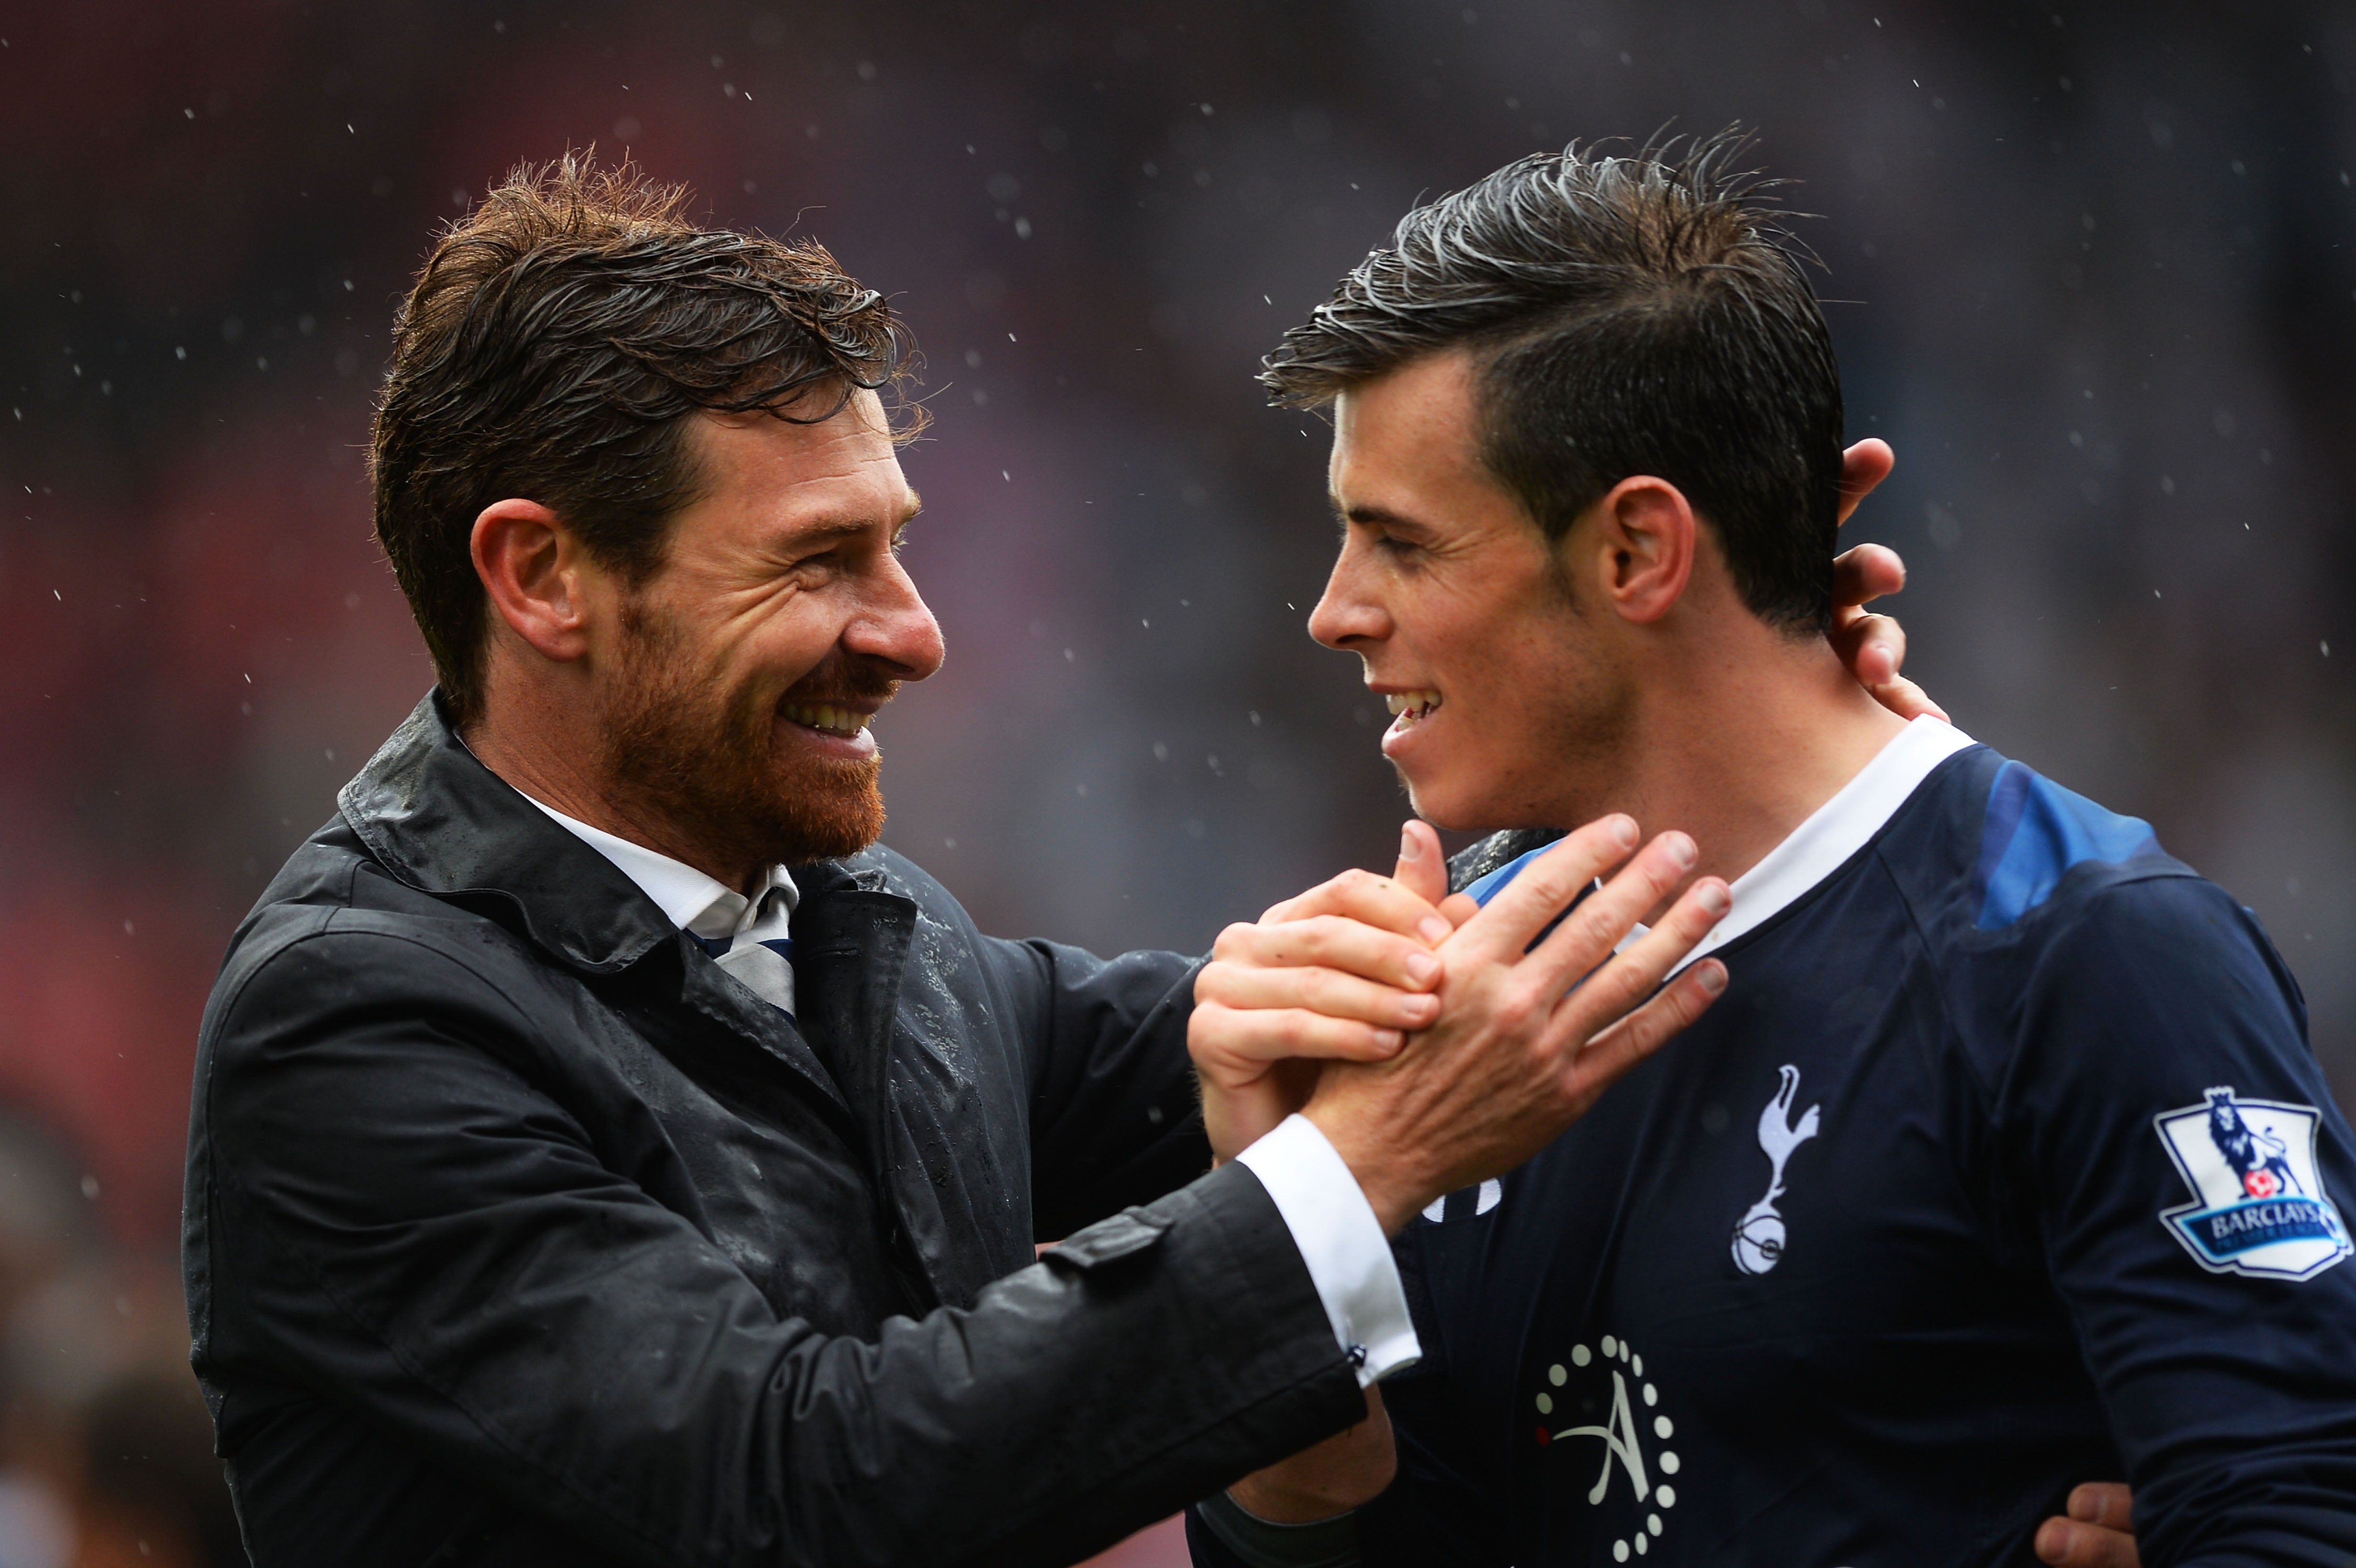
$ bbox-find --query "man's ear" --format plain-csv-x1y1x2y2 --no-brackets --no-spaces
1582,475,1697,625
471,499,602,663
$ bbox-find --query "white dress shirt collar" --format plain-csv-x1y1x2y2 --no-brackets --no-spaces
510,789,798,941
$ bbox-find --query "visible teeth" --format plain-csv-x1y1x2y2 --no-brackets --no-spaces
1383,689,1443,722
784,703,866,736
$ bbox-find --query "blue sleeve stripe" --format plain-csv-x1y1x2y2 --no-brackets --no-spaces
1464,846,1548,907
1973,762,2159,930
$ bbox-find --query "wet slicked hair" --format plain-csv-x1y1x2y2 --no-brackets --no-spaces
370,153,920,723
1264,131,1843,632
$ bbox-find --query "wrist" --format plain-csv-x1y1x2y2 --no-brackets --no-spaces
1303,1102,1429,1236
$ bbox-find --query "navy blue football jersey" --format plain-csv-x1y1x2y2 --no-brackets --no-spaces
1332,722,2356,1568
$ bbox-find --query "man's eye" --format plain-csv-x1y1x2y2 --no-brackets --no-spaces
1377,534,1420,557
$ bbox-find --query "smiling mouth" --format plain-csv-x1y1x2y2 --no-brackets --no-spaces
780,702,871,738
1384,689,1442,731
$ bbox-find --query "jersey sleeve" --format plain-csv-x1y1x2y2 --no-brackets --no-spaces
1992,872,2356,1568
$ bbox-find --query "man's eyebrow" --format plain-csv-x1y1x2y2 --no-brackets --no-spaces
1331,496,1432,533
794,494,921,544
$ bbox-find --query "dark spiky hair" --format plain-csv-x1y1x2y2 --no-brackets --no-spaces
1265,130,1843,632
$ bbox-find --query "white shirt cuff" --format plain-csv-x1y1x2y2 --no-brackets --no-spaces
1234,1114,1422,1386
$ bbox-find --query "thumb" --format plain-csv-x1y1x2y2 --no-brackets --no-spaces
1395,820,1449,910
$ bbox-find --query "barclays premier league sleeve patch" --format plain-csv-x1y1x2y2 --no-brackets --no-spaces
2154,1088,2352,1280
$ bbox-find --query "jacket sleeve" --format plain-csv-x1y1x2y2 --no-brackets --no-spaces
195,924,1363,1568
990,935,1212,1241
2000,875,2356,1568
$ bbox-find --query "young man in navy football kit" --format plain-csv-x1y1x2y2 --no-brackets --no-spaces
1184,138,2356,1568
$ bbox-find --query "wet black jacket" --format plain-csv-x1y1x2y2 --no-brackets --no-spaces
184,695,1363,1568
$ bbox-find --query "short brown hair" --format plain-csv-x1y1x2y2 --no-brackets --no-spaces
369,153,917,723
1264,131,1842,632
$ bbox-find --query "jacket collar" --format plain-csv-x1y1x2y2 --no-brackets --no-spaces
338,695,929,1132
338,692,679,973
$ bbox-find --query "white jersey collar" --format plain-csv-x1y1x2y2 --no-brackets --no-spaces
1676,714,1976,972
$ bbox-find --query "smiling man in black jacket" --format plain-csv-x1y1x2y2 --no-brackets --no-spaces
182,157,1752,1568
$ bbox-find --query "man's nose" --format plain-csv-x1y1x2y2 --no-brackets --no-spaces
849,556,947,680
1306,548,1387,651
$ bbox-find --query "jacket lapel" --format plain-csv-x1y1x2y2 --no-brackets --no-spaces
793,861,1024,1309
789,871,916,1145
673,943,851,1118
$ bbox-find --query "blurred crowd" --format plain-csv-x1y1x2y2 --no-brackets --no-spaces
0,1114,235,1567
2,1,2351,1559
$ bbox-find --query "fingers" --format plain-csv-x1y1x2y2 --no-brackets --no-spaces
1515,829,1699,994
1454,815,1641,963
1189,1002,1406,1079
1835,439,1896,525
1830,607,1903,689
1211,914,1445,994
2034,1484,2138,1568
1394,820,1449,909
2033,1519,2140,1568
1542,870,1730,1071
1256,866,1453,948
1195,957,1441,1036
1555,957,1727,1112
1832,541,1906,607
2069,1483,2134,1532
1830,589,1951,722
1865,675,1950,723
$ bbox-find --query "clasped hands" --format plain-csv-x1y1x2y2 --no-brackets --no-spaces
1191,810,1727,1227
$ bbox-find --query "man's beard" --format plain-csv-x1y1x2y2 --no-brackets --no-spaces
598,598,894,871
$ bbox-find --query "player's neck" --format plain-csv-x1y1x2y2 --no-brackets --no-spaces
1576,621,1912,894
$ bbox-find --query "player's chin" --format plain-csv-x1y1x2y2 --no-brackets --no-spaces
1391,765,1497,837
